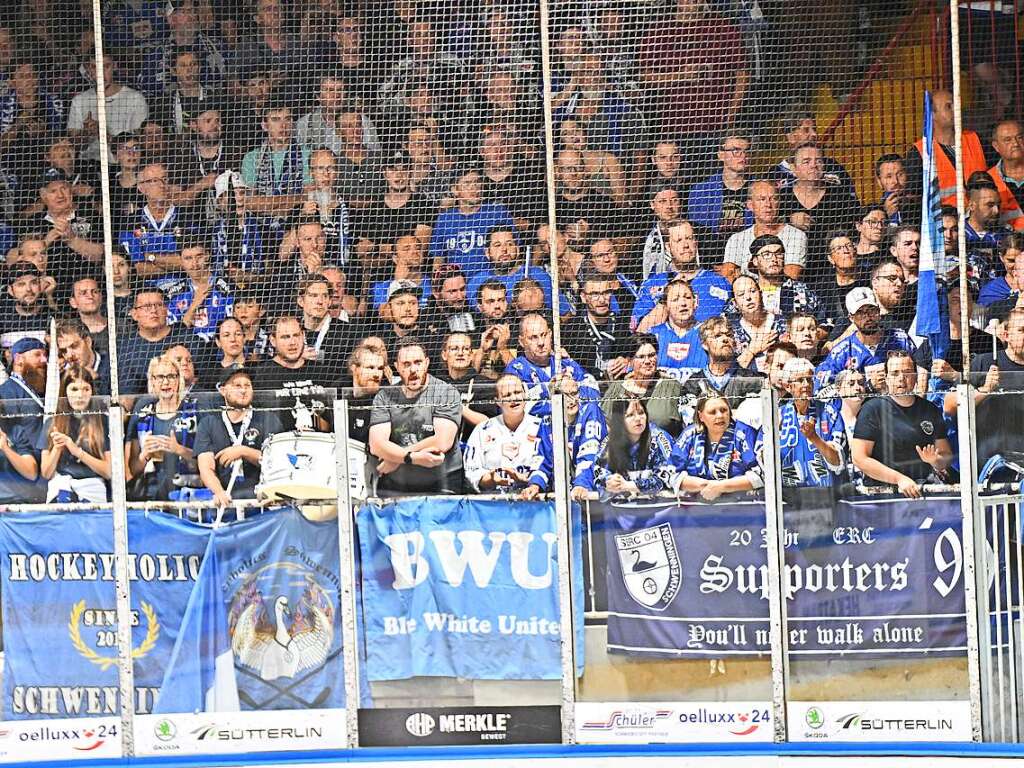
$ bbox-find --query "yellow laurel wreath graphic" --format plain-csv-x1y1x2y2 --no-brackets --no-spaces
68,600,160,670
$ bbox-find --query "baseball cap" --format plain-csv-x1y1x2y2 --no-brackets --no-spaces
845,286,879,315
218,366,252,387
8,264,42,283
387,279,421,302
214,170,246,198
11,337,46,357
38,167,69,189
750,234,784,256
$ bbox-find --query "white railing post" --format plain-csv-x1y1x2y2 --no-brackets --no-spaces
333,399,361,747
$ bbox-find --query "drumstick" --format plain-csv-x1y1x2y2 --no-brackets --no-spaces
989,319,999,361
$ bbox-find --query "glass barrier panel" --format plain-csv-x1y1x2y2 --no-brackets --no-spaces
970,372,1024,742
350,377,565,747
782,383,971,743
572,384,775,745
128,387,350,757
0,397,123,762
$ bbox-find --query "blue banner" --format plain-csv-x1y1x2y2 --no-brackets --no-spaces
0,507,352,719
357,497,583,680
600,497,966,659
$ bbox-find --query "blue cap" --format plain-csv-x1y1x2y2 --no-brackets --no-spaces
11,338,46,356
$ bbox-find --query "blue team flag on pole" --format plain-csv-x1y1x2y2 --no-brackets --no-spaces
154,535,240,713
917,90,951,362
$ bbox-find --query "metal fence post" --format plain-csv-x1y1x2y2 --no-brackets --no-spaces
550,392,577,743
759,388,789,742
958,383,991,741
333,399,361,747
108,404,135,755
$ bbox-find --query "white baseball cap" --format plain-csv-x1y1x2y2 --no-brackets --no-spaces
214,170,246,199
845,286,879,315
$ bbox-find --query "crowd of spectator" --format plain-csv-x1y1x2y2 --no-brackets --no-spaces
0,0,1019,507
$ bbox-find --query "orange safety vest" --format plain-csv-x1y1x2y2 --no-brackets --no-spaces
988,162,1024,231
915,130,988,206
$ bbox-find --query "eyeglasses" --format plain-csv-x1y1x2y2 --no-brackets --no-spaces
874,274,904,284
150,373,178,382
584,289,614,297
757,248,785,258
134,302,165,312
592,249,615,258
830,243,855,252
861,218,886,227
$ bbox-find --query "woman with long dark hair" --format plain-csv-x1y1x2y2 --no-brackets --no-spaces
601,333,683,436
594,397,674,497
728,275,783,372
39,366,110,502
672,395,762,501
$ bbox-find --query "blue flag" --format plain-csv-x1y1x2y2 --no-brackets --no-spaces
918,90,951,361
154,537,239,714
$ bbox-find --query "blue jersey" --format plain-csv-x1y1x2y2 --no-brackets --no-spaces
778,399,846,487
118,205,188,264
593,424,676,498
815,328,916,389
979,276,1012,307
631,269,732,328
650,323,707,374
428,203,515,280
466,266,569,315
102,1,168,52
504,354,600,418
567,400,608,492
671,420,762,486
161,275,235,341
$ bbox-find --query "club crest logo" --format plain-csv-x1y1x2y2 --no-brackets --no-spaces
229,563,334,682
615,523,681,610
288,453,314,472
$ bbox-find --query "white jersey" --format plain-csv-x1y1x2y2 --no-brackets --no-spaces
463,413,549,492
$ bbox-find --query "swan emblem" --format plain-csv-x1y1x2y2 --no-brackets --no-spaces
230,580,333,681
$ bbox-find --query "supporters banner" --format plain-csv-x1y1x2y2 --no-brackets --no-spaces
356,497,583,680
0,507,350,719
601,497,966,659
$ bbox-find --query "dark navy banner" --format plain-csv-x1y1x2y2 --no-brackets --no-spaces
600,497,966,659
357,497,583,680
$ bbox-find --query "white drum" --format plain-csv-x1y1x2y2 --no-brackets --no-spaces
257,432,370,503
258,431,337,501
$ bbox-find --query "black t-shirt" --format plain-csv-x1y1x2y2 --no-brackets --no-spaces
719,184,748,236
853,395,949,484
971,350,1024,468
252,359,333,432
814,276,869,332
302,317,355,380
354,193,432,244
193,408,282,498
556,190,614,240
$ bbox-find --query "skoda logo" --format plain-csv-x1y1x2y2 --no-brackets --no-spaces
805,707,824,730
154,718,177,742
405,712,436,737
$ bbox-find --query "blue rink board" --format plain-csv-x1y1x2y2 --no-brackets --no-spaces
22,741,1024,768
